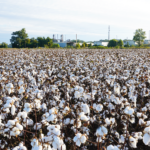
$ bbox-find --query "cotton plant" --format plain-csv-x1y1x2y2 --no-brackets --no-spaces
5,83,14,94
73,133,87,147
96,126,108,142
13,142,27,150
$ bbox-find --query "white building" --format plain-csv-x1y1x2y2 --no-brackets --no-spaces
123,40,137,46
144,40,150,44
93,41,108,46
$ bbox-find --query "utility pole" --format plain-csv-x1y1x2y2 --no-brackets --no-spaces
76,34,77,43
108,26,110,41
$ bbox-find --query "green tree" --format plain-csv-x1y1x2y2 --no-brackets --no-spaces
108,39,118,47
76,43,80,48
52,43,60,48
82,43,85,48
133,29,146,46
0,42,8,48
10,28,28,48
117,40,124,47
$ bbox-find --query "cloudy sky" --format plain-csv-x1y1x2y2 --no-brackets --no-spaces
0,0,150,44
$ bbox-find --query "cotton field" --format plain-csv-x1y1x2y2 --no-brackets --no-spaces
0,49,150,150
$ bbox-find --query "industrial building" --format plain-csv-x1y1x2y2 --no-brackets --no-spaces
53,34,75,48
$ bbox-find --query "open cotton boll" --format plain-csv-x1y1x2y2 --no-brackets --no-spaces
143,133,150,145
124,106,134,115
114,84,120,95
80,134,87,143
10,127,21,137
96,104,103,112
81,103,90,114
143,127,150,145
5,83,14,94
6,120,15,128
24,103,32,112
107,145,120,150
79,112,89,121
13,142,27,150
62,106,70,115
64,118,70,125
96,126,108,137
52,136,65,149
11,105,16,115
129,136,137,148
18,112,27,119
73,133,87,147
18,86,25,94
16,123,23,130
119,135,125,143
74,91,81,99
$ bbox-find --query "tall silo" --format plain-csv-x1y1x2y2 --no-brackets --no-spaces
60,35,64,42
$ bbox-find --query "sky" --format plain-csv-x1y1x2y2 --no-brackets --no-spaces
0,0,150,44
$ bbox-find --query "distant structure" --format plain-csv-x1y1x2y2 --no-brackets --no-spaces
94,40,109,46
108,26,110,41
53,34,64,42
123,40,137,46
53,34,58,42
60,35,64,42
52,34,74,47
144,40,150,44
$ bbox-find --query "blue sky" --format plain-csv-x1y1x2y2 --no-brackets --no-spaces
0,0,150,44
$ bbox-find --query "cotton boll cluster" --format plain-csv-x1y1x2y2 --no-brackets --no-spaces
73,133,87,147
1,49,150,149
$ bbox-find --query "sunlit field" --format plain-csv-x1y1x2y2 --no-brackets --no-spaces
0,49,150,150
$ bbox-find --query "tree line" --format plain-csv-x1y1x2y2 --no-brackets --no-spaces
0,28,147,48
10,28,60,48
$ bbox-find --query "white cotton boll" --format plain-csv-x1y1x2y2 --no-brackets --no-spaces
52,136,64,149
139,118,145,125
96,104,103,112
144,127,150,133
81,135,86,143
129,136,137,148
124,106,134,115
96,137,102,142
114,84,120,95
74,91,81,98
18,86,25,94
81,104,90,114
24,103,32,113
78,87,84,93
58,144,66,150
11,105,16,116
16,123,23,130
143,133,150,145
107,145,119,150
63,106,70,114
119,135,125,143
96,126,108,137
79,112,89,121
4,103,11,108
6,120,15,128
137,112,142,118
105,118,111,125
17,112,27,118
18,80,24,86
47,114,55,122
76,140,81,147
64,118,70,125
110,118,115,124
53,128,61,136
34,123,42,130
